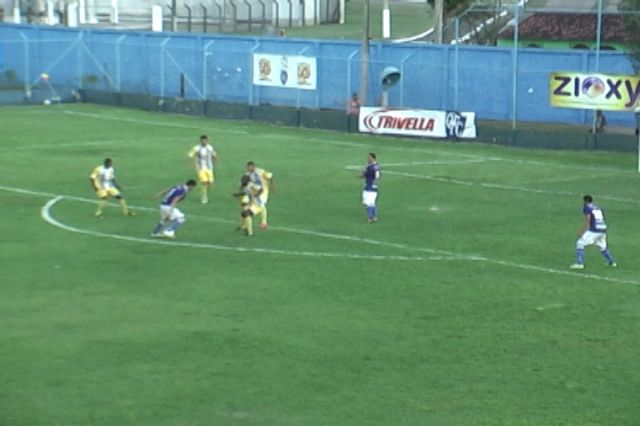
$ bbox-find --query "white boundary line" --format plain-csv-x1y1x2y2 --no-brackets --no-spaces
381,170,640,205
60,109,637,176
40,196,449,262
2,184,638,286
345,159,495,168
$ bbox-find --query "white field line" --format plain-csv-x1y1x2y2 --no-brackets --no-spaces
0,141,107,151
40,196,449,262
63,110,250,135
60,109,635,175
0,136,186,151
382,170,640,205
3,184,638,286
1,184,467,260
345,159,495,168
517,173,619,185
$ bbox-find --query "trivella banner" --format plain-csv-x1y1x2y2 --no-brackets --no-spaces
358,107,477,139
549,72,640,111
252,54,316,90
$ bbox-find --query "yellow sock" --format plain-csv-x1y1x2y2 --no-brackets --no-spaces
260,206,268,225
95,199,107,215
119,198,129,215
243,216,253,235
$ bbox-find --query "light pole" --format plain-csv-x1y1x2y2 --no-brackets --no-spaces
635,106,640,173
359,0,370,106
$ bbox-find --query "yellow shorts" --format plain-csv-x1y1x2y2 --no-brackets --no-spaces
198,169,214,184
247,203,263,216
96,187,120,198
259,190,269,205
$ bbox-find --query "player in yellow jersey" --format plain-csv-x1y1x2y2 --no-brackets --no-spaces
188,135,218,204
89,158,133,217
233,175,264,236
245,161,275,229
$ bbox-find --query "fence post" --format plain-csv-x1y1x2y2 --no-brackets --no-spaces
286,0,292,28
160,38,170,97
77,32,84,90
257,0,266,32
170,0,177,31
115,34,125,92
273,0,279,28
249,41,260,105
453,17,459,110
511,2,519,132
203,40,214,100
214,1,223,32
242,0,252,32
230,1,237,32
185,4,192,32
152,5,163,31
201,4,208,33
111,0,119,24
19,32,30,98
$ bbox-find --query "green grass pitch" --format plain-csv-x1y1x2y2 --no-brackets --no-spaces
1,103,639,426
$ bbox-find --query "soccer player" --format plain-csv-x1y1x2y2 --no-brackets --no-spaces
233,175,264,236
245,161,275,229
151,179,197,239
188,135,218,204
90,158,133,217
570,194,617,270
362,152,381,223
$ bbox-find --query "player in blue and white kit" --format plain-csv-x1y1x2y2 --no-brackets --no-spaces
570,194,617,270
151,179,197,239
362,153,381,223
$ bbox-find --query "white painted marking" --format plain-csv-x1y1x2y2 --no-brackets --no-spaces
0,141,106,151
383,170,640,205
40,196,443,262
0,136,183,152
3,184,637,286
63,110,250,135
345,158,492,169
61,108,634,175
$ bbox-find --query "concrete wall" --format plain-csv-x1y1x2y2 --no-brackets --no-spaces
0,23,636,127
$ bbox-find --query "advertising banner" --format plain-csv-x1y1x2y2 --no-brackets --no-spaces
253,54,317,90
550,72,640,111
358,107,477,139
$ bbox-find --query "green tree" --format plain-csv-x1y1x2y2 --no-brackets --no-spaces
620,0,640,71
427,0,469,13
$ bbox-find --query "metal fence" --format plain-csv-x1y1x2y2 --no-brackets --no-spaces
0,19,637,128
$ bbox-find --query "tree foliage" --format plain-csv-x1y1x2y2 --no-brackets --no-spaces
620,0,640,71
427,0,468,13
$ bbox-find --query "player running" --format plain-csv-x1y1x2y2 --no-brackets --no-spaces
362,153,381,223
151,179,197,239
233,175,264,236
570,194,617,270
245,161,275,229
188,135,218,204
90,158,133,218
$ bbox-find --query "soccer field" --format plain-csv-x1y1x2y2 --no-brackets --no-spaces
1,103,639,425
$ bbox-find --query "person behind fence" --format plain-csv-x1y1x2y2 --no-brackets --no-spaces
594,110,606,133
347,92,360,132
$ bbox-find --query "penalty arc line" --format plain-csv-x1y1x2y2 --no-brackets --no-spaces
2,184,639,286
40,196,451,262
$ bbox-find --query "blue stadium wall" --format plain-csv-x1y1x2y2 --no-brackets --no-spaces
0,23,636,127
